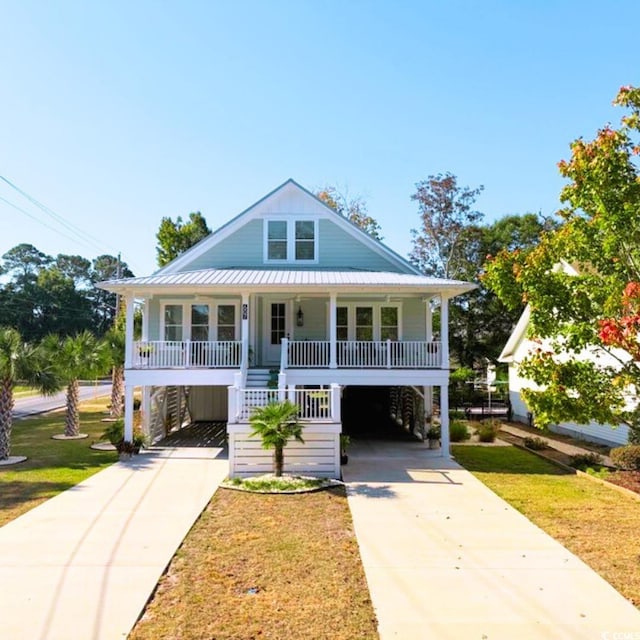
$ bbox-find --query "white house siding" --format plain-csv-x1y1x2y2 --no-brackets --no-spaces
402,297,427,340
507,329,631,446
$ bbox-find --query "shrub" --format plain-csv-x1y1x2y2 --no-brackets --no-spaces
449,421,470,442
476,420,500,443
426,425,441,441
523,436,548,451
610,445,640,471
569,452,604,470
449,410,466,420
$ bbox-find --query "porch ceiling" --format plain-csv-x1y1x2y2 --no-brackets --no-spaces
98,268,477,298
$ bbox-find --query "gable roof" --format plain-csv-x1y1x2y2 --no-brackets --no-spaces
498,305,531,363
156,178,420,276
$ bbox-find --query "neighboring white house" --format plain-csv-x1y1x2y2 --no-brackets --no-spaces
499,261,631,446
99,179,476,477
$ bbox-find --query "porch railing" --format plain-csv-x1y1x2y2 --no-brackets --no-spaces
229,385,341,423
285,339,441,369
132,340,242,369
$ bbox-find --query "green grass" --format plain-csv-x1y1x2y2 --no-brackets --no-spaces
13,385,39,398
0,398,117,526
452,444,640,607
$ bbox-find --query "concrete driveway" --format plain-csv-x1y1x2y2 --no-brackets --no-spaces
343,439,640,639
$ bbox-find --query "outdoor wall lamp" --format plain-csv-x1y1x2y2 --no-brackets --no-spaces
296,306,304,327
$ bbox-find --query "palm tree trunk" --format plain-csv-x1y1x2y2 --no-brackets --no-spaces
274,446,284,477
110,365,124,418
0,377,14,460
65,379,80,437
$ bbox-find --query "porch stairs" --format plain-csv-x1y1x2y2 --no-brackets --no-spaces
245,368,278,389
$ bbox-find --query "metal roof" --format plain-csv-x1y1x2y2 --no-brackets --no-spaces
98,269,476,296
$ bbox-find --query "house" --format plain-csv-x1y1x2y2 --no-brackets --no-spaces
499,262,631,446
99,179,476,477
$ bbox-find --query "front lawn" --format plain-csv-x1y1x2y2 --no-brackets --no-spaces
453,445,640,606
0,398,117,526
130,486,379,640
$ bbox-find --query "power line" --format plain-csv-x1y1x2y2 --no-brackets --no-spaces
0,175,117,254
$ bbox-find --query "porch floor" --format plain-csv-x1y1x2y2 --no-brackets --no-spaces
155,421,228,450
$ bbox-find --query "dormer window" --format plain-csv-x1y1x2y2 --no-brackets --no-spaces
265,219,317,263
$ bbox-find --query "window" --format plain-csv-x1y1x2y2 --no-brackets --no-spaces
355,307,373,341
336,307,348,341
164,305,183,341
380,306,399,341
265,219,316,262
295,221,315,260
267,221,287,260
191,304,209,341
217,305,236,341
271,303,286,345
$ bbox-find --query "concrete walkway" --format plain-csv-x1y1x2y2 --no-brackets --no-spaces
344,440,640,639
0,446,227,640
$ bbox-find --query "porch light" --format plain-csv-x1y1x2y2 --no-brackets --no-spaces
296,306,304,327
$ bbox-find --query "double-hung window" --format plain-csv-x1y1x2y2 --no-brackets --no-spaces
265,219,317,262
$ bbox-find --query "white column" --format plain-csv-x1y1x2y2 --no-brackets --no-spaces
141,386,151,437
124,383,134,441
439,383,450,458
440,295,449,369
241,292,249,368
227,386,238,424
142,297,149,341
423,385,433,420
124,292,135,369
425,297,433,341
329,292,337,369
330,383,341,422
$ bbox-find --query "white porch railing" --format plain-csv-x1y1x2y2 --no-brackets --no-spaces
132,340,242,369
229,385,341,423
284,339,441,369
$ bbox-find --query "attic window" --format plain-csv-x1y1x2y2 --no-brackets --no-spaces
265,219,317,263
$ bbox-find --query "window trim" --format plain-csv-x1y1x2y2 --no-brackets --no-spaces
331,303,403,341
159,300,240,342
263,218,318,264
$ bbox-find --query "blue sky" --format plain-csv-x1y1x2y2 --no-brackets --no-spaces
1,1,638,277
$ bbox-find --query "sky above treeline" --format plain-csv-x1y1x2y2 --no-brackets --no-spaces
1,1,638,277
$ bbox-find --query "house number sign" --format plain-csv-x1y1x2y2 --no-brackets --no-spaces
242,304,248,320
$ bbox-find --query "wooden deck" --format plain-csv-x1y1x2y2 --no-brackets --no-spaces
155,421,228,450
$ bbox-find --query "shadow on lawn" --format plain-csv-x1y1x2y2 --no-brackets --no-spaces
0,479,78,511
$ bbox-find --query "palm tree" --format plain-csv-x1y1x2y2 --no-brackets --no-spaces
104,327,125,419
248,400,304,476
0,327,59,460
44,331,109,437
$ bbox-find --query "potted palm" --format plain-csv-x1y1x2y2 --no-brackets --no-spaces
426,425,441,449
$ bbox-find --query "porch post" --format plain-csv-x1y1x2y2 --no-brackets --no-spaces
440,295,449,369
142,297,149,341
241,292,250,368
124,383,134,441
227,385,238,424
124,292,135,369
330,383,341,422
141,385,151,437
423,385,433,421
329,292,337,369
425,297,433,341
439,382,450,458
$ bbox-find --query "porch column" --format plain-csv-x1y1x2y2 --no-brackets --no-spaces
124,383,134,441
423,385,433,421
330,383,341,422
142,297,149,341
439,383,450,458
141,385,151,437
329,292,337,369
124,292,135,369
425,297,433,341
440,295,449,369
241,292,250,369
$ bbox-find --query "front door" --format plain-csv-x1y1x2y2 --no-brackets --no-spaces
263,301,288,365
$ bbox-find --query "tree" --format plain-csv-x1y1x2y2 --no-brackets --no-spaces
248,400,304,476
0,327,58,460
44,331,109,437
156,212,211,267
483,85,640,439
89,254,134,334
409,173,484,278
316,186,383,240
104,326,125,419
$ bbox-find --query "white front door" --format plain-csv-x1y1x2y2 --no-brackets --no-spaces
263,300,288,365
